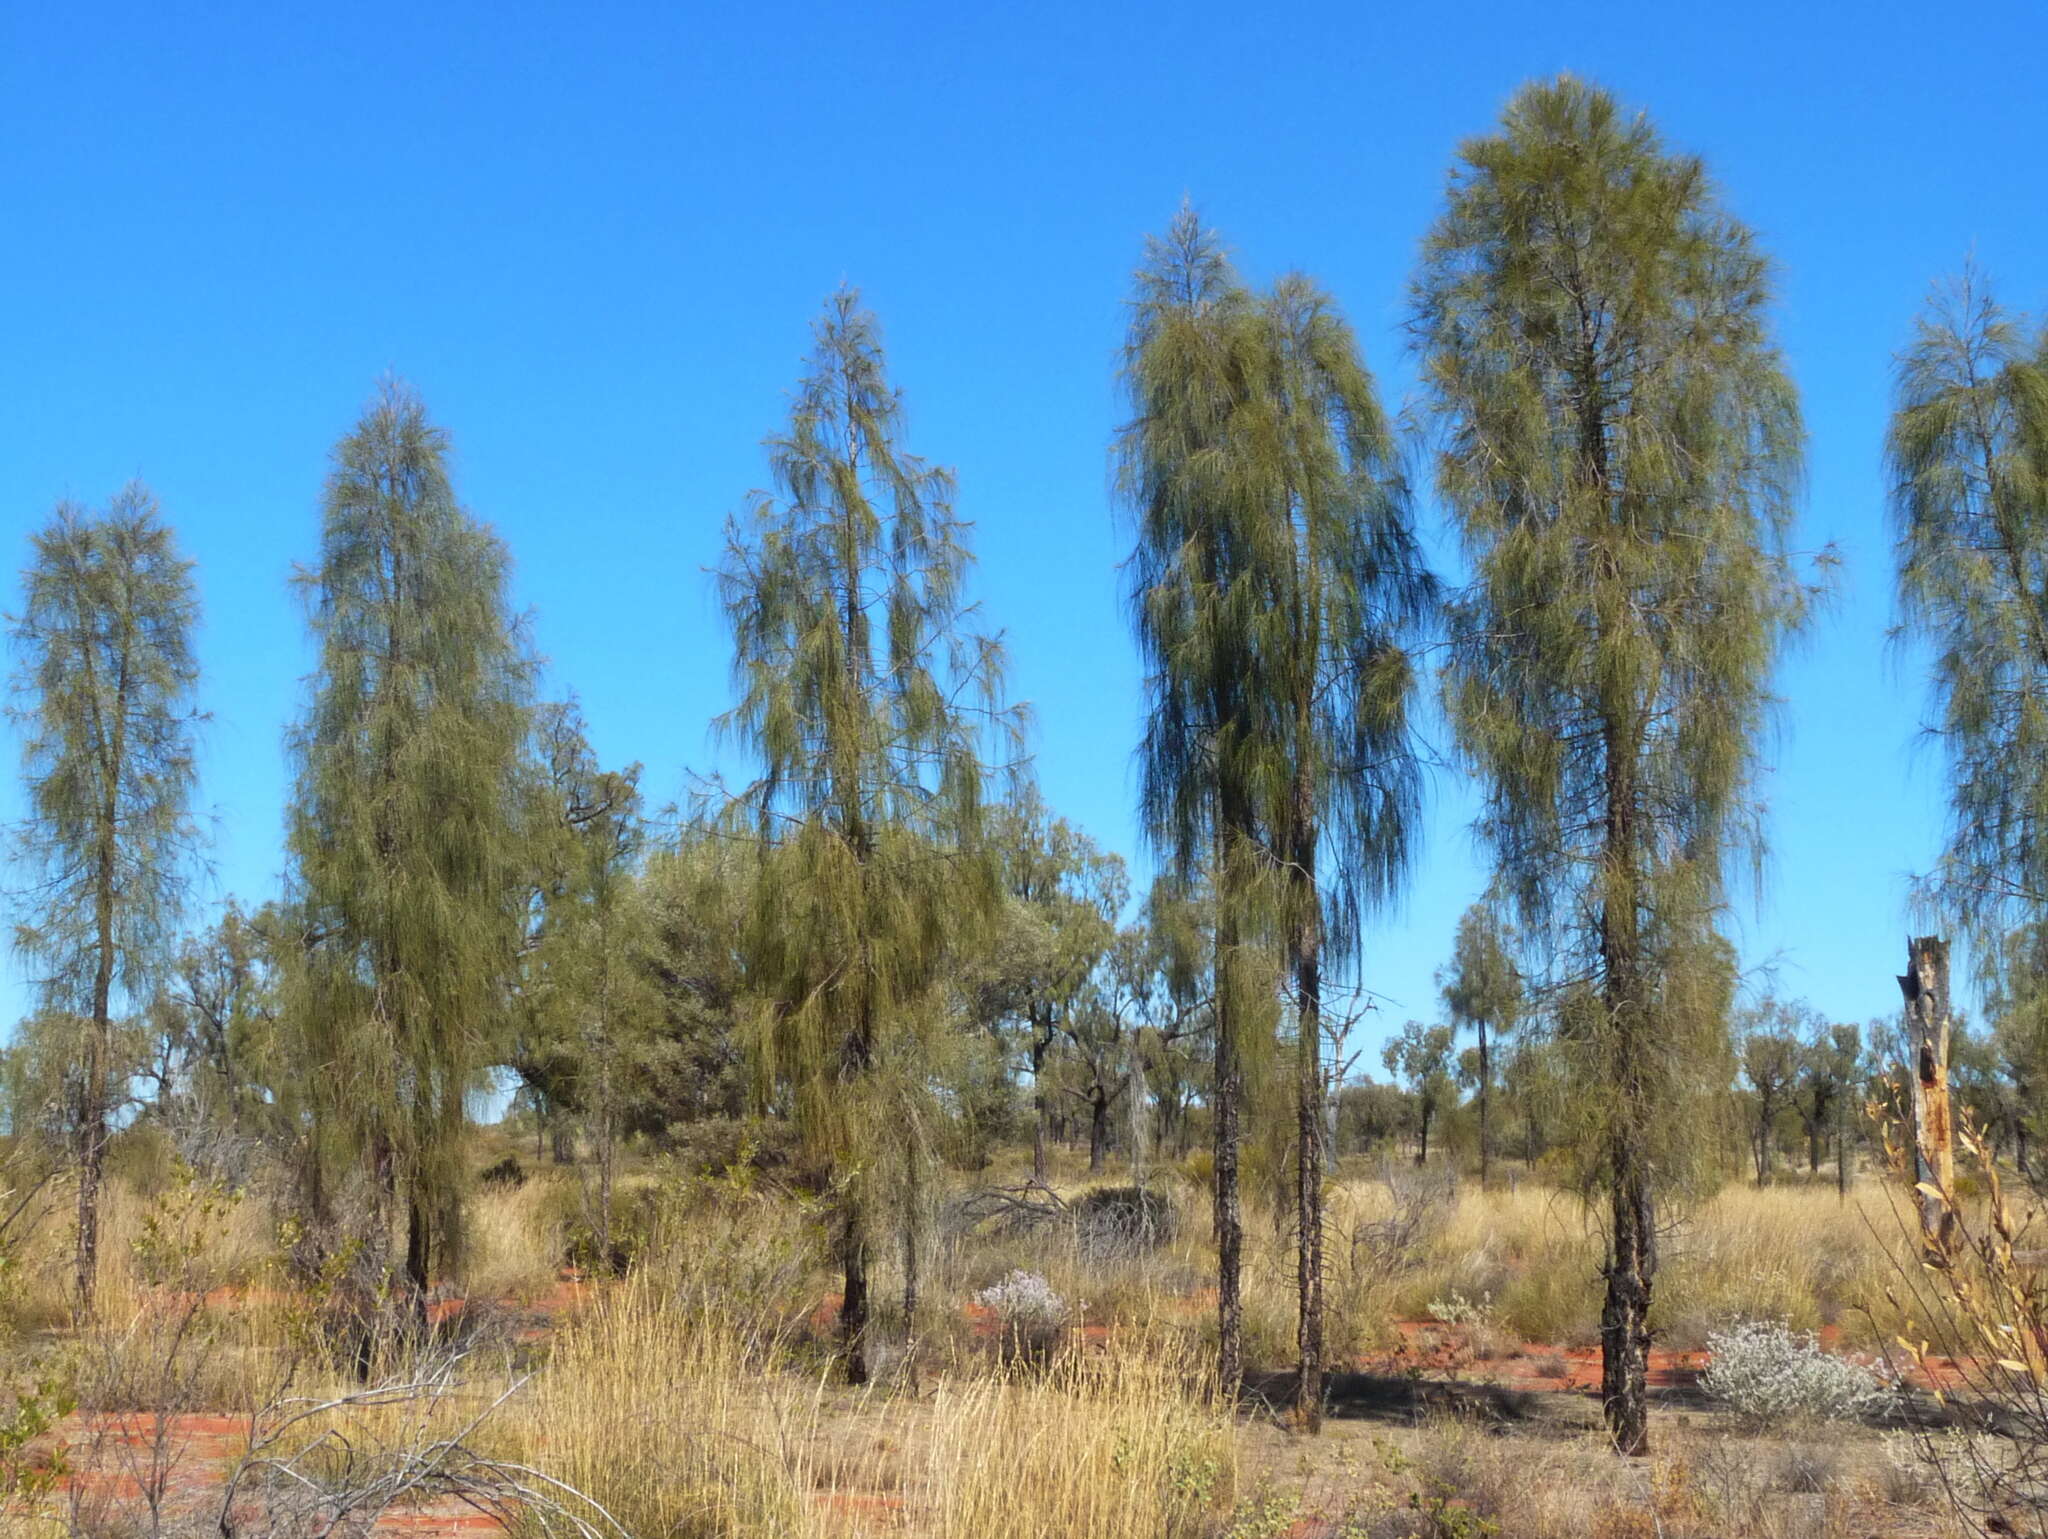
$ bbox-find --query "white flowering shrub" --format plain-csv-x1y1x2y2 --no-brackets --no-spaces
1702,1319,1888,1425
1427,1289,1496,1328
975,1269,1069,1331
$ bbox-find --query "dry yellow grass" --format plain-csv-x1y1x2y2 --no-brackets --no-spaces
0,1149,1973,1539
1305,1171,1923,1350
513,1272,1233,1539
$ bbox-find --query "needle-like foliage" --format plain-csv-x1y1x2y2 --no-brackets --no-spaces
1891,272,2048,984
716,288,1022,1383
1118,206,1431,1416
1414,76,1813,1454
286,379,532,1324
7,485,202,1313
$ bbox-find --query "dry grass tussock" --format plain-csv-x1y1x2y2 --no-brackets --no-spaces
516,1273,1233,1539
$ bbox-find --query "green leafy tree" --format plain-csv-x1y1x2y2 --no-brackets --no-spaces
1381,1021,1456,1166
1736,1000,1807,1185
143,900,284,1178
1440,903,1521,1186
1890,274,2048,987
1118,206,1429,1418
519,698,653,1265
286,379,532,1325
634,827,756,1132
1796,1018,1864,1191
7,486,202,1312
1415,76,1814,1453
716,288,1019,1383
978,792,1125,1183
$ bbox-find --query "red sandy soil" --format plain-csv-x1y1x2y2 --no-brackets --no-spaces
1363,1316,1970,1395
44,1411,504,1536
21,1272,596,1537
1360,1318,1711,1393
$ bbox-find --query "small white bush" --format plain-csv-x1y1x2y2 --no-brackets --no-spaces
974,1269,1068,1330
1702,1319,1887,1425
1427,1289,1496,1328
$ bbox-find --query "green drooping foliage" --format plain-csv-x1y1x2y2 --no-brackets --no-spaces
285,379,532,1309
716,287,1022,1380
1891,274,2048,990
6,486,202,1311
1119,203,1432,1414
1415,75,1815,1454
1115,206,1267,1401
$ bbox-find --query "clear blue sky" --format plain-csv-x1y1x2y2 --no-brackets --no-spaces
3,0,2043,1060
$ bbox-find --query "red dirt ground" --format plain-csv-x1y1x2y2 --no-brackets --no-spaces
21,1272,597,1536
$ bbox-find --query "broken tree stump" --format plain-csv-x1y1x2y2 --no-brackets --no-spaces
1897,935,1957,1254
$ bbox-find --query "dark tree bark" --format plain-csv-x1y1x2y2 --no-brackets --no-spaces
839,1201,870,1385
1291,818,1326,1432
1476,1020,1491,1189
1213,820,1249,1405
1599,714,1655,1458
1030,1009,1053,1185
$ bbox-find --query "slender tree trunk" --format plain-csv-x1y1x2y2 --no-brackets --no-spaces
1129,1051,1150,1188
405,1191,430,1301
73,1031,106,1319
76,834,115,1316
1899,937,1956,1255
1599,715,1654,1458
353,1130,400,1380
1030,1016,1052,1186
837,900,877,1384
1601,1156,1655,1456
1213,826,1247,1404
76,643,131,1319
839,1194,870,1384
597,1107,615,1271
902,1121,923,1337
1417,1106,1430,1167
595,944,617,1270
1292,851,1326,1432
1088,1091,1110,1173
1836,1099,1849,1200
1476,1022,1491,1189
